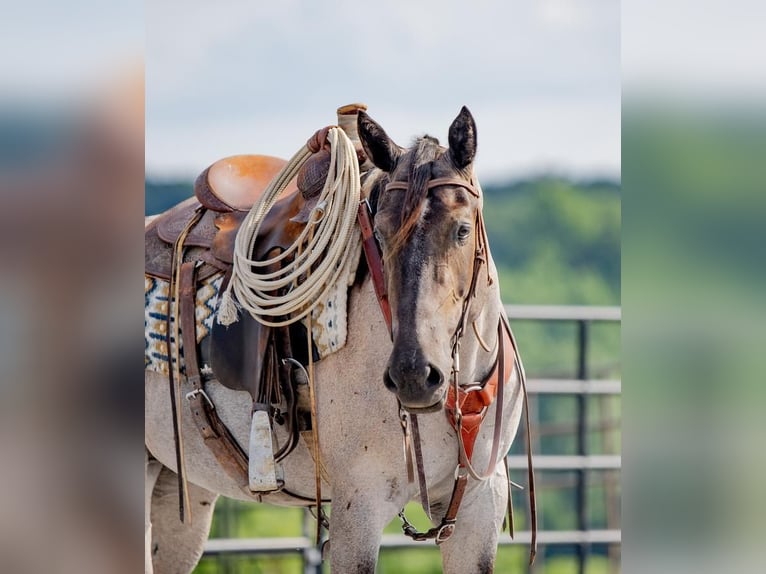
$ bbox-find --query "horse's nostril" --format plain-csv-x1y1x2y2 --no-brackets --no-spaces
425,364,443,389
383,368,397,392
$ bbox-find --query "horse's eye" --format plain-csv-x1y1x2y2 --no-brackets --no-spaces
456,223,472,243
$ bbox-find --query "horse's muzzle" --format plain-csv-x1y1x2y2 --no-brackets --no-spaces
384,362,445,411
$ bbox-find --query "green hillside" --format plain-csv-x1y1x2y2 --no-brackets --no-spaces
482,178,620,306
145,176,621,307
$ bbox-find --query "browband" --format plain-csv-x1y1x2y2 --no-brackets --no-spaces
385,177,480,198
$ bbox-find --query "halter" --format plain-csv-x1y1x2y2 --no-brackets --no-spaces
356,175,537,563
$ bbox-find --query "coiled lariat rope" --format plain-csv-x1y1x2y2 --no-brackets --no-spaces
217,127,361,327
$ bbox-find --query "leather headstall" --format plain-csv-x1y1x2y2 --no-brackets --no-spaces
356,175,537,564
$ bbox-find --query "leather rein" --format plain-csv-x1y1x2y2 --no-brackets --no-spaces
357,176,537,564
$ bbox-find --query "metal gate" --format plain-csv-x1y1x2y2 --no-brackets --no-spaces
199,305,621,573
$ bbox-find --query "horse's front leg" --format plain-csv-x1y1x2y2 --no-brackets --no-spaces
437,469,509,574
327,476,408,573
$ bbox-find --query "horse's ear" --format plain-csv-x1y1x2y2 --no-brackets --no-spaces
448,106,477,169
357,111,401,172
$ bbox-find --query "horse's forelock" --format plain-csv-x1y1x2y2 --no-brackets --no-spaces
387,137,444,255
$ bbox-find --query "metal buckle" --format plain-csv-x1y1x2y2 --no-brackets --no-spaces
435,521,456,544
186,388,214,408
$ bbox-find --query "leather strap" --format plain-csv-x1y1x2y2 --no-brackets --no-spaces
357,200,392,334
409,414,431,520
399,472,468,545
446,319,513,478
385,177,480,198
503,455,514,538
507,321,538,564
182,271,251,491
180,261,251,491
167,207,204,522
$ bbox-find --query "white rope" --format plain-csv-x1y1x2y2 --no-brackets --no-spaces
217,127,361,327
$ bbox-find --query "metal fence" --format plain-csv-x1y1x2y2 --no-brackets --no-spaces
202,305,621,573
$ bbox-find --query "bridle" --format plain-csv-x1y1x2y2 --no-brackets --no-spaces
357,175,538,564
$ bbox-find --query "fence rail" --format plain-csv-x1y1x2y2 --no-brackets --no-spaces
202,305,621,572
205,530,623,556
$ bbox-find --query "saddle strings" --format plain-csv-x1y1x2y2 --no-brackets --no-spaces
217,127,362,327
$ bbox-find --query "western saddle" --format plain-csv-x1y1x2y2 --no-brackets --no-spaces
145,115,366,507
145,154,299,283
146,105,373,521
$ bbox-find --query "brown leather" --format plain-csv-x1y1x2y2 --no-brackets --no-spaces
385,177,480,198
291,149,332,223
297,149,331,200
179,261,202,388
503,455,514,537
157,197,219,247
179,261,250,491
194,154,296,212
210,210,246,264
409,415,431,519
445,320,515,461
145,216,224,281
145,181,304,279
357,200,392,333
306,126,334,153
399,472,468,544
167,210,205,523
145,208,230,281
208,188,308,399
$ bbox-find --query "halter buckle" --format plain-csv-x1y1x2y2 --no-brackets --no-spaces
186,388,214,409
435,521,456,545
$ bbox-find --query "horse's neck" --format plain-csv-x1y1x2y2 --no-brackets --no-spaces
460,254,505,385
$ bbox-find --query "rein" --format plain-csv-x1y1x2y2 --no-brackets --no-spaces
358,175,537,564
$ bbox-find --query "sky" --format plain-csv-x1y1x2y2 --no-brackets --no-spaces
144,0,621,183
4,1,765,183
0,1,623,183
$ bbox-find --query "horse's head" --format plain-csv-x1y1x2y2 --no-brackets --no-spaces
358,107,486,412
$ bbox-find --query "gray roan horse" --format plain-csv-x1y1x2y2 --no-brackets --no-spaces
145,107,533,573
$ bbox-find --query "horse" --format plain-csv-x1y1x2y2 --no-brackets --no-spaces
145,106,530,573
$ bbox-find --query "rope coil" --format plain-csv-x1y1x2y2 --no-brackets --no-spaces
217,127,362,327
